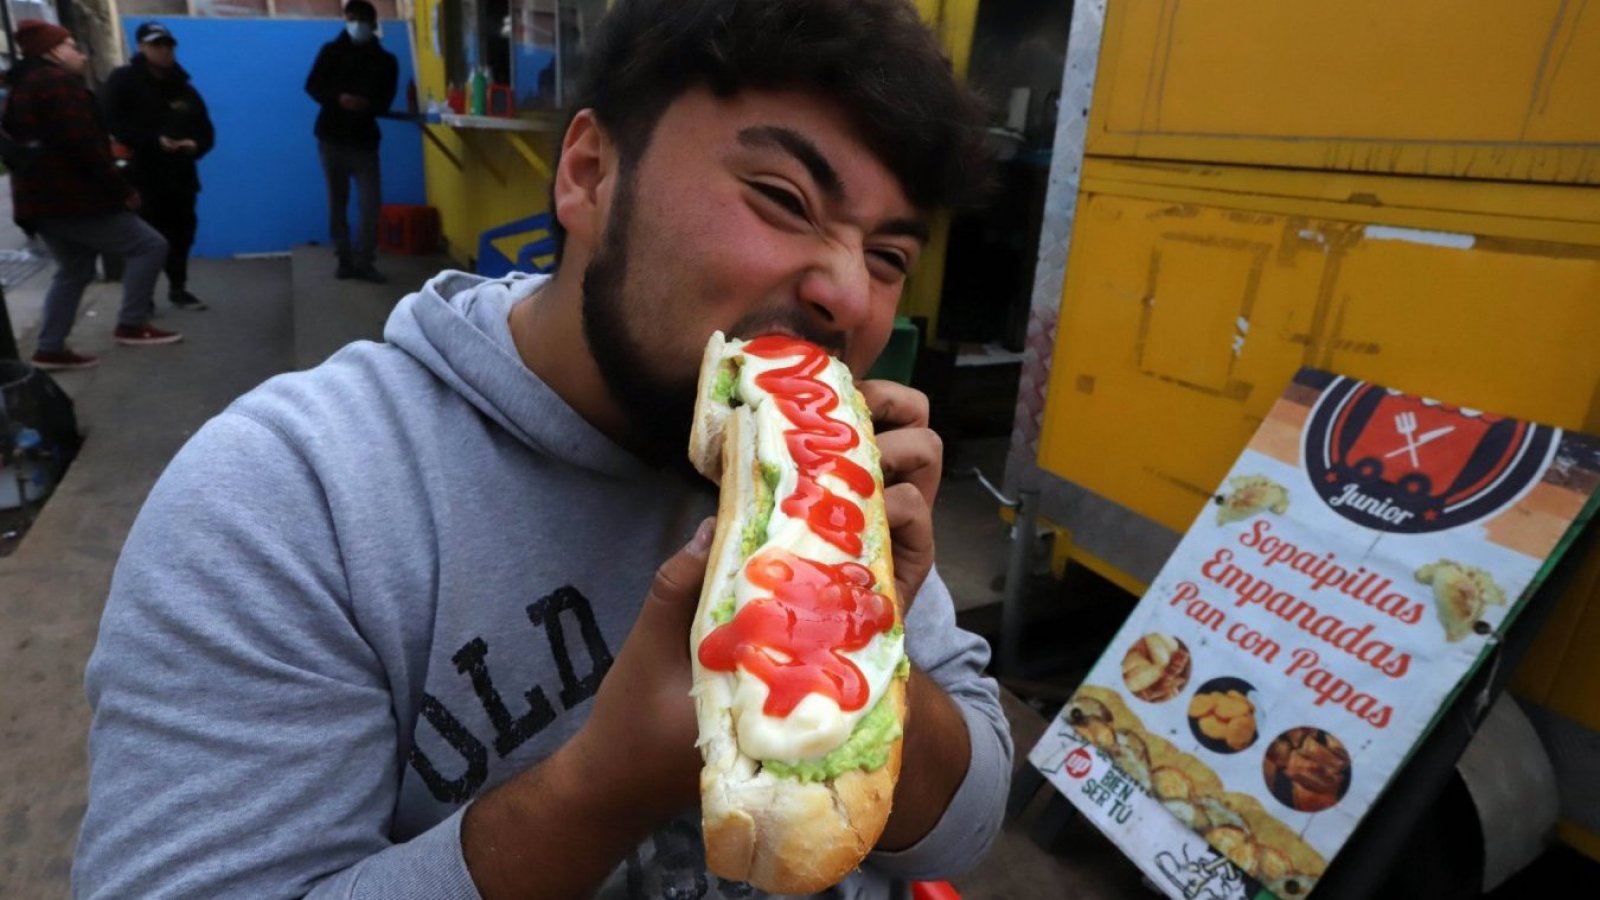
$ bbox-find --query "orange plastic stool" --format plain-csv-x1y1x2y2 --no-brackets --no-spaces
378,205,441,256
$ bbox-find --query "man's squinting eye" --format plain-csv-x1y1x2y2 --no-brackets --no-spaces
868,249,910,277
750,182,808,221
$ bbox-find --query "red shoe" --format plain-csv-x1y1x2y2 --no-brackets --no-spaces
31,348,100,370
113,324,184,346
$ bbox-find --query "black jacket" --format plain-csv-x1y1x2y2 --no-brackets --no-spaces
102,54,215,195
304,32,398,150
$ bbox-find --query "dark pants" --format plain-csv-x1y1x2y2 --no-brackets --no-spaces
317,140,381,269
34,212,167,353
137,188,199,295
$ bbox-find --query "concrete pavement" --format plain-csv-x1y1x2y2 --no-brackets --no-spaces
0,255,294,895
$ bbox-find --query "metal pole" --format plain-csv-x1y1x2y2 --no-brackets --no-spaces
0,0,16,64
553,0,563,106
0,285,18,362
999,487,1040,676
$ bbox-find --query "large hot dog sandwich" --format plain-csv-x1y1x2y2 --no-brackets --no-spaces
687,332,908,893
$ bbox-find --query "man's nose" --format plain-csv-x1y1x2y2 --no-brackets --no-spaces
796,244,871,332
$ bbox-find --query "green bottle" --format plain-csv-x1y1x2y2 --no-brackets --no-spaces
469,67,488,116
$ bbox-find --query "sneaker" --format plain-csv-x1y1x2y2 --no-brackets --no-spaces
335,259,356,280
114,324,184,346
31,348,100,370
169,290,209,311
350,266,388,284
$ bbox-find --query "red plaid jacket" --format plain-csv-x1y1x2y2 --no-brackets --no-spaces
5,59,132,225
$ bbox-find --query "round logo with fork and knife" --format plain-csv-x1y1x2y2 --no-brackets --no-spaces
1302,376,1560,534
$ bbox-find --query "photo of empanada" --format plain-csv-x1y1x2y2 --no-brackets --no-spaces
1216,474,1290,525
1416,559,1507,642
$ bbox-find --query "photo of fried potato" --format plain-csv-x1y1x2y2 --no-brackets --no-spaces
1216,474,1290,525
1416,559,1508,642
1262,727,1352,814
1120,633,1191,702
1187,678,1259,753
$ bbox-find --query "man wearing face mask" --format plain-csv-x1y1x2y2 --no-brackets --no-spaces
304,0,398,284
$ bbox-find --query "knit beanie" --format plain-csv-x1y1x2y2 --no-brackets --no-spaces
16,20,72,58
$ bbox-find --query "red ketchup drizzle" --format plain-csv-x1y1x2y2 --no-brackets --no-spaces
744,335,875,556
696,335,897,719
697,550,896,715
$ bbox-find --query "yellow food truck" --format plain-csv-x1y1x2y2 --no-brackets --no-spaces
998,0,1599,892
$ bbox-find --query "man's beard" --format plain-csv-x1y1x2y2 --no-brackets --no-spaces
581,170,699,465
581,169,851,465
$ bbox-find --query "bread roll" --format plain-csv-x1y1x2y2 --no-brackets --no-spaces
688,332,907,894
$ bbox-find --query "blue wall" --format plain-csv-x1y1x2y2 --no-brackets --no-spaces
120,17,426,258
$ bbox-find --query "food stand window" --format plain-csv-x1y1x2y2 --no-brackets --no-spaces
440,0,605,113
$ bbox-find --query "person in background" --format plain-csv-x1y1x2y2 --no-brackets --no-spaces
4,19,182,371
103,21,216,312
304,0,398,284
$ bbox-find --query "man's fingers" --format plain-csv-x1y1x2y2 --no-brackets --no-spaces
884,482,934,610
635,518,714,644
859,380,930,431
875,427,942,510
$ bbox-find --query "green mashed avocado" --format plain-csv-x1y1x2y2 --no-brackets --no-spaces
739,462,780,557
761,678,905,783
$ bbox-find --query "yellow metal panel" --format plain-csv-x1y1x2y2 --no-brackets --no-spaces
910,0,979,78
899,0,980,336
1037,186,1600,537
1089,0,1600,184
1081,159,1600,248
1557,822,1600,865
1515,538,1600,727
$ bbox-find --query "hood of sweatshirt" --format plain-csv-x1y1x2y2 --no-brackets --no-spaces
382,268,660,481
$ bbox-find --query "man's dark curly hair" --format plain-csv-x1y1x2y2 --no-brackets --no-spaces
550,0,991,261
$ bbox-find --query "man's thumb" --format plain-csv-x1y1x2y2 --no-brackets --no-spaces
641,517,715,624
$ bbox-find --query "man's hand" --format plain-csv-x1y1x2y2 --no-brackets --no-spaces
462,518,714,900
859,380,939,607
338,93,371,112
566,516,711,825
125,191,142,211
857,381,973,852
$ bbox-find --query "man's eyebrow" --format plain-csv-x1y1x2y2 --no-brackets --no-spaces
737,126,929,242
879,217,930,245
737,126,842,201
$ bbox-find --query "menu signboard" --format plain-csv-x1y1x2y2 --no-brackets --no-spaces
1029,369,1600,899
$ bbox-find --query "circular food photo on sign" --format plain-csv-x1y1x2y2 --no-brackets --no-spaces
1263,727,1352,813
1121,633,1191,702
1187,677,1259,753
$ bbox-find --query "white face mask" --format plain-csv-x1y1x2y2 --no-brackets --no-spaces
346,21,375,43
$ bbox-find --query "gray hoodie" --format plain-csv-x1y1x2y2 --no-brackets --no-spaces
74,271,1012,899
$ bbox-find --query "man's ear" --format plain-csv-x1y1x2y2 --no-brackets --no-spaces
553,109,617,255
